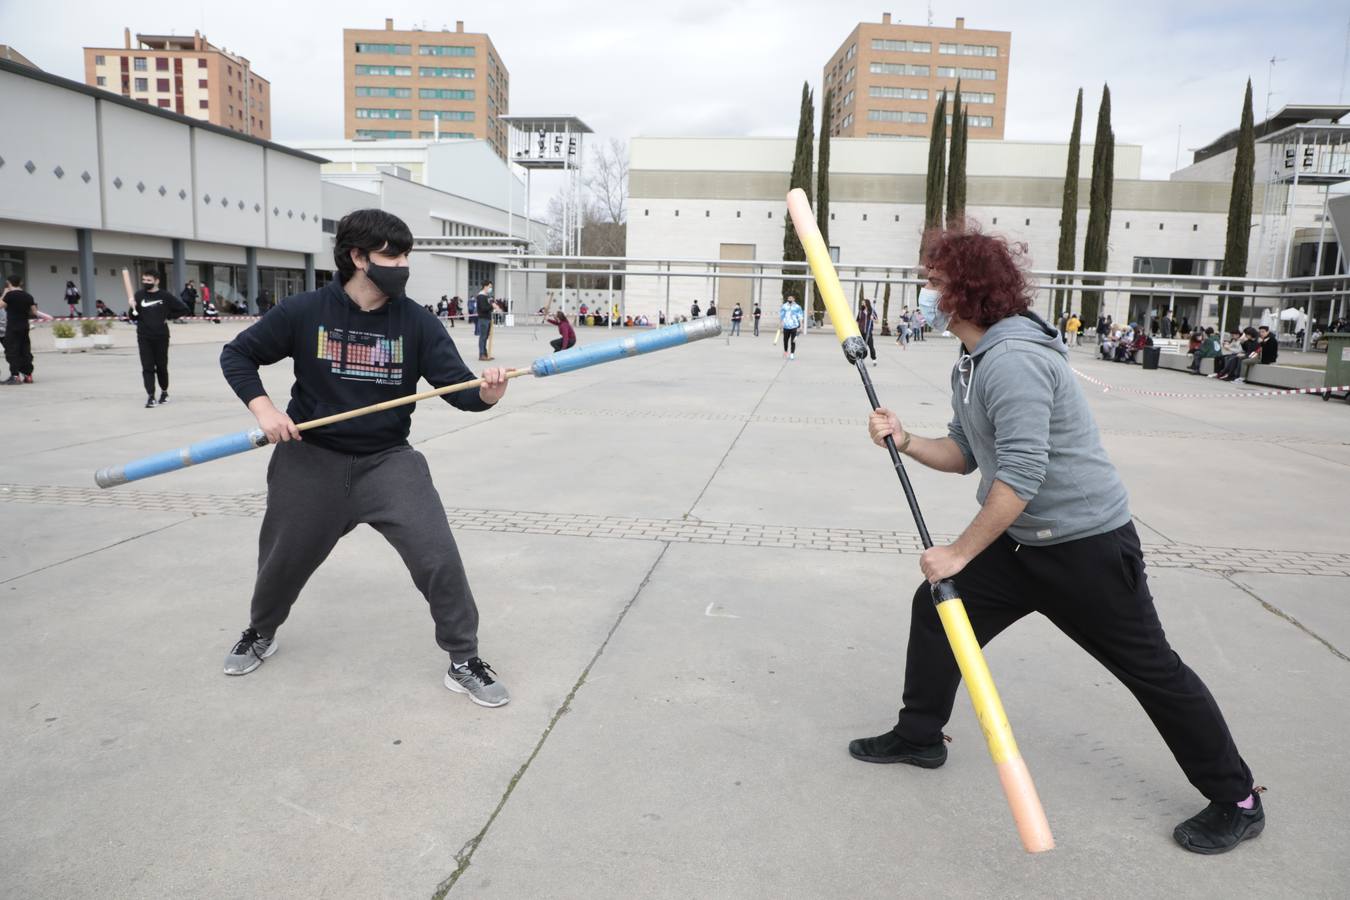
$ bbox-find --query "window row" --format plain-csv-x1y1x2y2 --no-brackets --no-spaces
871,39,932,53
868,109,928,123
355,129,411,138
419,110,475,120
947,114,995,128
355,65,411,76
939,43,999,57
356,86,412,98
870,62,930,77
420,67,475,78
845,43,857,60
420,88,475,99
841,113,854,128
939,90,995,104
869,85,929,100
937,66,997,80
356,108,411,119
421,131,474,140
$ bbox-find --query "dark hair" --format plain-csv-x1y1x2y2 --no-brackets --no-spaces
481,279,493,288
333,208,414,283
1243,326,1258,337
1258,325,1270,332
922,225,1032,328
5,273,22,287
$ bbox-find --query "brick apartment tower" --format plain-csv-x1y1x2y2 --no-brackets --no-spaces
824,13,1011,140
342,18,509,158
83,29,271,139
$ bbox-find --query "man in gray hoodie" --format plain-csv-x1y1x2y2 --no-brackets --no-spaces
848,229,1262,855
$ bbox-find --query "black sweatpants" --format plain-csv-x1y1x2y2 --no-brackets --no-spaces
894,522,1253,803
249,440,480,660
782,327,798,353
3,331,34,377
138,335,170,395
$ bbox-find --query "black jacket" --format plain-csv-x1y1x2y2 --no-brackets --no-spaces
131,289,187,339
220,280,492,455
1258,334,1279,364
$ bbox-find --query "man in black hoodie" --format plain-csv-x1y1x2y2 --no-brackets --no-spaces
218,209,512,708
131,270,189,407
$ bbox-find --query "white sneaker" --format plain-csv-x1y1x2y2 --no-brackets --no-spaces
1233,377,1245,384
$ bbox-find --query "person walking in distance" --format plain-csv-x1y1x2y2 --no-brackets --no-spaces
1,275,53,384
851,227,1264,855
180,280,199,318
731,303,743,336
856,297,878,366
217,209,512,708
691,300,701,319
131,270,188,407
753,303,762,337
64,280,81,318
912,307,926,341
474,280,495,360
779,293,804,360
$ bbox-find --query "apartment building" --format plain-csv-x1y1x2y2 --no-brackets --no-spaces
342,19,509,158
823,14,1011,140
83,29,271,139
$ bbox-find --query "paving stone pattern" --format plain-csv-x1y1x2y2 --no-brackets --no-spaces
5,483,1345,577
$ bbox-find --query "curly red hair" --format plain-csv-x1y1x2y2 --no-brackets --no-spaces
921,225,1032,328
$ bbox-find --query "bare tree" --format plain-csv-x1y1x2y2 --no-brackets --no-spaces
584,138,629,225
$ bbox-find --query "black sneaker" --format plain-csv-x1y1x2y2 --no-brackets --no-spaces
223,627,277,676
144,396,156,408
848,729,948,767
1173,790,1265,854
1,375,21,385
158,392,169,404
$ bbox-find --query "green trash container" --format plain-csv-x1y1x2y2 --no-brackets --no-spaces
1322,332,1350,402
1141,346,1161,370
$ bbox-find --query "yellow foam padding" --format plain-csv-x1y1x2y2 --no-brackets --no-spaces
935,597,1020,764
785,188,860,343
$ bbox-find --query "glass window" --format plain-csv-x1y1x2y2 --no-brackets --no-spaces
157,78,170,91
418,109,475,120
198,78,207,88
869,86,928,99
355,129,412,138
418,67,475,78
354,43,411,54
418,45,475,56
867,109,926,123
418,131,475,139
355,108,412,119
133,57,147,71
96,75,106,86
967,115,994,128
156,57,169,70
134,77,148,91
94,55,105,65
199,99,208,108
868,62,928,76
157,99,170,108
354,65,412,76
355,86,412,97
939,43,957,54
913,41,932,52
198,58,207,67
846,66,854,81
985,46,999,57
937,66,956,78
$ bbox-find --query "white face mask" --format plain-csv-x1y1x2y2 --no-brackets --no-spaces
918,287,949,332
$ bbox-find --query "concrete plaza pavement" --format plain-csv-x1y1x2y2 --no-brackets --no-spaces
2,319,1348,898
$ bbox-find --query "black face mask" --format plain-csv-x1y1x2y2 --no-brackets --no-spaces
142,282,155,291
364,260,410,300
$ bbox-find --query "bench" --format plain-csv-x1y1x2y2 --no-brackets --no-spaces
1157,352,1218,375
1151,338,1186,355
1245,364,1322,390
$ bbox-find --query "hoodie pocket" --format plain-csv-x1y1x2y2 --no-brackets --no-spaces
1013,511,1059,542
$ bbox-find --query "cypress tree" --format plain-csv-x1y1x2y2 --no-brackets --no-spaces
1054,88,1084,320
814,88,833,322
880,281,892,336
946,81,967,228
1082,84,1114,325
1220,80,1256,331
782,82,815,301
920,94,948,260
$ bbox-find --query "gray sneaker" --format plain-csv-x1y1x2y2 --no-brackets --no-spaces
224,627,277,676
445,657,510,707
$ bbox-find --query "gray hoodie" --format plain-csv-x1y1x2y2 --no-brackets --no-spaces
945,313,1131,546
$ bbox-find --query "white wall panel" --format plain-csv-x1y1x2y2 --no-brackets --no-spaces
99,102,194,238
264,149,323,253
0,71,101,228
192,129,266,247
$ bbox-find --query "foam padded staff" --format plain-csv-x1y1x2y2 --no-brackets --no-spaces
785,187,1054,854
95,318,722,488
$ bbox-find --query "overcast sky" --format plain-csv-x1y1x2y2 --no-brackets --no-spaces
5,0,1345,186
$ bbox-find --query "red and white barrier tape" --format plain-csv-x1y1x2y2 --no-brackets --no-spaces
33,315,259,326
1073,367,1350,400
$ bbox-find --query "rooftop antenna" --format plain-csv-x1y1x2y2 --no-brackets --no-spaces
1263,55,1285,124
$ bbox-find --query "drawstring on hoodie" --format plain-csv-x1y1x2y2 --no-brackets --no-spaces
957,352,975,404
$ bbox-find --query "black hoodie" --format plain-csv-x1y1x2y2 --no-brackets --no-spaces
220,280,492,455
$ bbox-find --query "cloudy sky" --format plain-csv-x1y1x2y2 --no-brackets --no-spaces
5,0,1344,183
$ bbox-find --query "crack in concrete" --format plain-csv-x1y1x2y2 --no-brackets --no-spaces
683,359,786,521
1222,573,1349,664
430,542,673,898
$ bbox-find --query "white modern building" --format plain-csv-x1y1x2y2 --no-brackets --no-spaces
0,57,323,314
623,134,1288,328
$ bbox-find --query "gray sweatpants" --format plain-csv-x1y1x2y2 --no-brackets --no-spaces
249,439,479,660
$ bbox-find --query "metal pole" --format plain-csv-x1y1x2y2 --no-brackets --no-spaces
607,265,613,330
665,261,671,323
1280,131,1303,279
